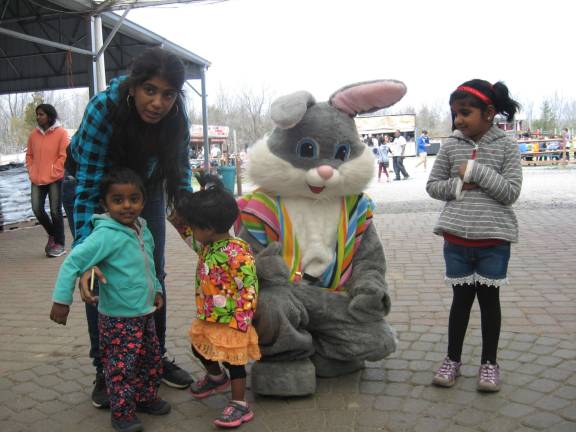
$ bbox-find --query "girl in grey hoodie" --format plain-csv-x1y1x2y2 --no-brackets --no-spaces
426,79,522,393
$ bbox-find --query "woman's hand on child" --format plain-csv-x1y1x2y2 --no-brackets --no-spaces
79,266,106,305
154,293,164,310
50,303,70,325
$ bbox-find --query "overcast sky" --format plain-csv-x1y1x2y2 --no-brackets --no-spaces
128,0,572,113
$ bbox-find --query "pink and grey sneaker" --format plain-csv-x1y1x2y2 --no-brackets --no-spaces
47,243,66,258
213,401,254,428
45,236,55,255
477,362,501,392
189,373,230,399
432,357,462,387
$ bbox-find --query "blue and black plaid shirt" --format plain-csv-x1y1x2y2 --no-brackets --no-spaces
69,76,192,245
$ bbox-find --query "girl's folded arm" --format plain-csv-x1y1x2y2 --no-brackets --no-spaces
469,142,522,205
426,144,462,201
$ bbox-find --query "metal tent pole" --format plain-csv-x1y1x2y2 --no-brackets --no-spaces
200,66,210,171
91,15,106,93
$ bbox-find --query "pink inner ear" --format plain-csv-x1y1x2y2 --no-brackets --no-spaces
331,81,407,115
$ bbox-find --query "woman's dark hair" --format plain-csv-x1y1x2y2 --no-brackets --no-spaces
107,47,188,208
99,166,146,201
36,104,58,127
449,79,521,122
175,181,239,234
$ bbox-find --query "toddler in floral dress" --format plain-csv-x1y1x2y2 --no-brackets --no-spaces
170,178,260,429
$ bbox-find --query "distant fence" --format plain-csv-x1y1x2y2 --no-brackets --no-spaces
0,163,36,229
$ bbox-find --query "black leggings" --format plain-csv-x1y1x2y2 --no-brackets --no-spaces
447,283,501,364
192,346,246,380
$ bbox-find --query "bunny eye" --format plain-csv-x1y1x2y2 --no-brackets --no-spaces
334,144,350,161
296,138,318,159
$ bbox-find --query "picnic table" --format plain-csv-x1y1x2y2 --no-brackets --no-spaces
520,150,573,166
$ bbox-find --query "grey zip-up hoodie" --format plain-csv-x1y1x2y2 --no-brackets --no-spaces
426,126,522,243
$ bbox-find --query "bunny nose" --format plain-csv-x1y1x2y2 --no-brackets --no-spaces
316,165,334,180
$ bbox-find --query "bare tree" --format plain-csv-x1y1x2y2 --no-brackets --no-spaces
191,85,275,149
236,86,274,144
0,93,33,154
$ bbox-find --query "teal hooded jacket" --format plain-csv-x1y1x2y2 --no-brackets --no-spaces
52,214,162,318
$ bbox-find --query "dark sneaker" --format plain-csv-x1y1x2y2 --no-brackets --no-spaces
45,236,55,254
477,362,501,392
190,373,230,399
136,398,171,415
92,372,110,409
111,416,143,432
161,357,193,389
432,357,461,388
213,401,254,428
47,243,66,257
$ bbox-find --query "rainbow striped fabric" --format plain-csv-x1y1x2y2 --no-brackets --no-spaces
235,190,374,291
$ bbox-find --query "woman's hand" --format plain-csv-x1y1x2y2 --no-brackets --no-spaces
50,303,70,325
154,293,164,310
79,266,107,305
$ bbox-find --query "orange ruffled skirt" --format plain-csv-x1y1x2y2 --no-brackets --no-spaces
189,319,261,366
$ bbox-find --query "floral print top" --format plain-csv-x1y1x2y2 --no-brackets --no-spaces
194,238,258,332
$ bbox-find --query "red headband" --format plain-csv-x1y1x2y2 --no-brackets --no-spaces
457,85,493,105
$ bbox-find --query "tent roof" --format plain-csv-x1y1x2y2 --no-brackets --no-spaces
0,0,211,95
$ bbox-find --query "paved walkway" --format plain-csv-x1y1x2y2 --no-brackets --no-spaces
0,160,575,431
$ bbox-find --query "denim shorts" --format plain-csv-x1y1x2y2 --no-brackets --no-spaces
443,241,511,288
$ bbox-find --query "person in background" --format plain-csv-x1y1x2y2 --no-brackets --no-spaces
426,78,522,393
51,168,171,432
414,129,430,171
210,144,222,167
390,129,409,180
561,127,571,162
26,104,69,257
68,47,194,409
376,135,391,182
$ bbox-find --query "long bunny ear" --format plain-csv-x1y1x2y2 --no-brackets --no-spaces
329,80,407,116
270,90,316,129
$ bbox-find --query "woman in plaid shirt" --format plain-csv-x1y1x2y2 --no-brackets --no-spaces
66,47,194,409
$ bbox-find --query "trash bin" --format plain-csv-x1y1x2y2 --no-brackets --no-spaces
217,165,236,194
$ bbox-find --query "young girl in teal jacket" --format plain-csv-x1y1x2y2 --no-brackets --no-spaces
50,167,170,432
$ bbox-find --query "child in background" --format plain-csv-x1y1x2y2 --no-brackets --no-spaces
414,129,430,171
376,135,391,182
426,79,522,393
169,176,260,429
50,167,170,432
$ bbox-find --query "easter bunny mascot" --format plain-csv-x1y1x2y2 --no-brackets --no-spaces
235,80,406,396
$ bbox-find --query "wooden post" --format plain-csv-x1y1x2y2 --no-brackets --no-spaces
234,130,242,196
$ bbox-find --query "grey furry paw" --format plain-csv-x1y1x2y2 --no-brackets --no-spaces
348,293,389,322
255,241,290,281
251,359,316,396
